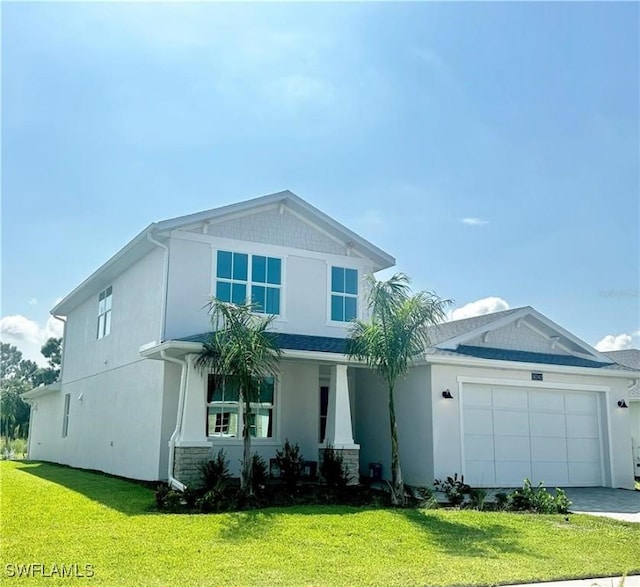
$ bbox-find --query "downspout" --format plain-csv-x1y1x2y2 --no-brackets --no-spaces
147,231,169,344
162,350,188,491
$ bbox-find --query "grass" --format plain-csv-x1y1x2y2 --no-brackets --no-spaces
1,461,639,587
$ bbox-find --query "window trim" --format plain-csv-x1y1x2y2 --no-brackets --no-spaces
62,393,70,438
212,247,285,318
205,374,278,441
97,286,113,340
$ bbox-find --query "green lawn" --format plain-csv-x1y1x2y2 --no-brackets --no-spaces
1,461,638,586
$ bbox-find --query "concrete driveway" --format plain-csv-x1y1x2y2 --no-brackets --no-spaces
562,487,640,523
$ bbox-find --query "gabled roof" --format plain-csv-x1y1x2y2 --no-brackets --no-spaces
427,306,616,366
602,349,640,370
52,190,395,316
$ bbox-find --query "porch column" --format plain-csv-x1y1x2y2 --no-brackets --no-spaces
323,364,360,484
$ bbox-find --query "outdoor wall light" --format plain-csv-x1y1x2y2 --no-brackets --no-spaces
442,389,453,399
617,400,629,408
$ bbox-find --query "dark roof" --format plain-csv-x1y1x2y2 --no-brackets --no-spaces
602,349,640,370
177,332,348,354
428,345,631,370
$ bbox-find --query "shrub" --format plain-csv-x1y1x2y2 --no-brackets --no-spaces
155,484,183,512
469,488,488,511
413,486,439,509
197,480,228,513
507,479,572,514
200,449,230,491
275,439,305,492
320,445,349,489
495,492,509,510
251,453,268,492
434,473,471,506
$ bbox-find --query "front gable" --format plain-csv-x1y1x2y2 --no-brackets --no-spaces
433,307,616,367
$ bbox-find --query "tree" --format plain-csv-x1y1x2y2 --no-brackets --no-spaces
41,337,62,370
195,299,281,495
347,273,450,506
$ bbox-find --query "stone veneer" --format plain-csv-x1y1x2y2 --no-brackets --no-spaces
173,446,211,487
319,448,360,486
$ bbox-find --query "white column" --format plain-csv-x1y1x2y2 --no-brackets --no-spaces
177,355,210,447
325,364,359,449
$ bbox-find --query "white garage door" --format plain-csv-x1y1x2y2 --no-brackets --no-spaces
462,384,604,487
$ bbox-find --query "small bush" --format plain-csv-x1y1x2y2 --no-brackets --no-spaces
413,486,439,509
275,439,305,492
495,492,509,510
469,488,488,511
197,479,228,513
155,484,183,512
434,473,471,506
251,453,268,492
200,449,230,491
508,479,572,514
320,445,349,489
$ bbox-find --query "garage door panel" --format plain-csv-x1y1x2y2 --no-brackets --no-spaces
565,393,597,413
531,437,567,462
495,461,532,486
465,461,495,486
530,412,566,437
493,388,528,409
566,414,599,439
567,438,600,462
494,411,529,436
465,435,494,461
464,386,493,407
569,462,602,485
464,409,493,435
532,462,569,486
529,390,564,412
495,436,530,461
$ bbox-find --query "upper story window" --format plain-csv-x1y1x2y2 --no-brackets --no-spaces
215,250,282,315
97,286,112,339
330,267,358,322
62,393,70,438
206,375,275,439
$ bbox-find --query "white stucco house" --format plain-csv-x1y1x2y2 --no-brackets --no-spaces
23,191,638,490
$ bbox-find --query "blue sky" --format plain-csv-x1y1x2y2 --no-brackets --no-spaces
2,2,638,364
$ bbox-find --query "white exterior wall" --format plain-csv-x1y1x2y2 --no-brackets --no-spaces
355,366,434,486
428,363,634,489
175,359,326,478
164,227,375,342
29,248,168,480
630,401,640,475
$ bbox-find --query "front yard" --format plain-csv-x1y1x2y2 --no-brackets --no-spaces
1,461,638,586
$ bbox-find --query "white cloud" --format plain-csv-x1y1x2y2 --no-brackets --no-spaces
594,333,634,352
449,297,510,321
0,315,64,366
460,217,489,226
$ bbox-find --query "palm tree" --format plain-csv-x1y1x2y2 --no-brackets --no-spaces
347,273,450,506
195,299,281,495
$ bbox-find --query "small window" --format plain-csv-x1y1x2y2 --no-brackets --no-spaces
330,267,358,322
62,393,70,437
319,385,329,443
97,286,112,339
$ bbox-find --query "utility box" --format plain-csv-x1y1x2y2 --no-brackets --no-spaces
369,462,382,482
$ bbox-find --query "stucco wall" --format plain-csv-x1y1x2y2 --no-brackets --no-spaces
630,401,640,475
164,231,375,341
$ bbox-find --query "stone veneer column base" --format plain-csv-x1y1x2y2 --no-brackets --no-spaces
319,447,360,486
173,446,211,487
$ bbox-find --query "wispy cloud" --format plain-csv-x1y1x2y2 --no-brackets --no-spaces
0,315,63,366
27,298,38,306
594,333,634,352
460,217,489,226
448,297,510,321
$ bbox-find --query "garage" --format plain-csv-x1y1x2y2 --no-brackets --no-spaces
462,383,605,487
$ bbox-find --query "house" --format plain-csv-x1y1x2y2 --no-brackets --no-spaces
23,191,638,490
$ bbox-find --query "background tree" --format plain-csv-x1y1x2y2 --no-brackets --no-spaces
347,273,450,506
195,299,281,495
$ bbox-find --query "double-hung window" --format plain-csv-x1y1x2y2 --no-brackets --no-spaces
215,250,282,315
97,286,112,339
330,267,358,322
206,375,275,439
